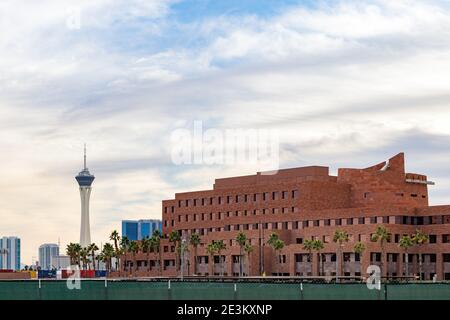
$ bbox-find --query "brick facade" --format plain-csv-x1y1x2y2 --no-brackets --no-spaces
120,153,450,280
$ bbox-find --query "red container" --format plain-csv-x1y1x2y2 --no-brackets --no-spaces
79,270,95,278
60,269,95,278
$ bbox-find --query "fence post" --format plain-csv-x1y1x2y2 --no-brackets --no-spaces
168,280,172,300
104,278,108,300
384,283,388,301
300,282,304,301
38,279,42,300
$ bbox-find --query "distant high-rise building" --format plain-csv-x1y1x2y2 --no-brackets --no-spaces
39,244,59,270
122,219,162,241
0,237,21,271
75,144,95,248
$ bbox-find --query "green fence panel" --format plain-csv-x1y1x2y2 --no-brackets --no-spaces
1,280,450,300
0,281,39,300
236,283,301,300
302,283,381,300
170,282,235,300
40,280,106,300
107,281,169,300
386,284,450,300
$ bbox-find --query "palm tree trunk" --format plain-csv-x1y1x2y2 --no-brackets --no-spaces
239,247,242,277
318,252,322,276
159,249,162,276
405,251,409,279
275,251,280,276
247,255,250,276
194,247,197,275
419,253,423,281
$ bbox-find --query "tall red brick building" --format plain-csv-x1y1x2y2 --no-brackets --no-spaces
124,153,450,280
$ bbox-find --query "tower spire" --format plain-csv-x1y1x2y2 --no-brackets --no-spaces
84,143,87,170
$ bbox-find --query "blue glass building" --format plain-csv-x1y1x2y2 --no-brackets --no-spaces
39,243,59,270
0,236,21,271
122,219,162,240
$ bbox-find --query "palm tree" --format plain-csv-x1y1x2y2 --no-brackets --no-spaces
102,243,115,272
169,231,181,272
207,241,217,275
66,243,80,266
412,230,429,281
244,243,253,276
189,232,201,275
371,225,390,278
80,247,89,270
120,236,130,273
302,239,315,275
398,235,414,279
96,253,104,272
128,241,139,276
110,230,121,271
271,239,285,276
151,230,162,275
313,240,324,276
215,240,227,276
87,243,99,271
141,237,152,273
333,230,349,280
353,242,366,279
236,232,247,277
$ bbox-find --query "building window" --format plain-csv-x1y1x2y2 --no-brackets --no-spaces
292,190,299,198
282,191,288,199
358,217,365,225
296,238,303,244
346,218,353,225
370,217,377,224
335,219,342,226
313,220,319,227
324,219,331,226
442,235,450,243
429,235,437,244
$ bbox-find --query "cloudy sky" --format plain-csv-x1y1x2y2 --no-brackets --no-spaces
1,0,450,265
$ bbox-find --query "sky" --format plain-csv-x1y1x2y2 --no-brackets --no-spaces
1,0,450,265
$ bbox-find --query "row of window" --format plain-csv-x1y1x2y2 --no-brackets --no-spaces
164,214,450,229
164,190,300,213
129,253,450,265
